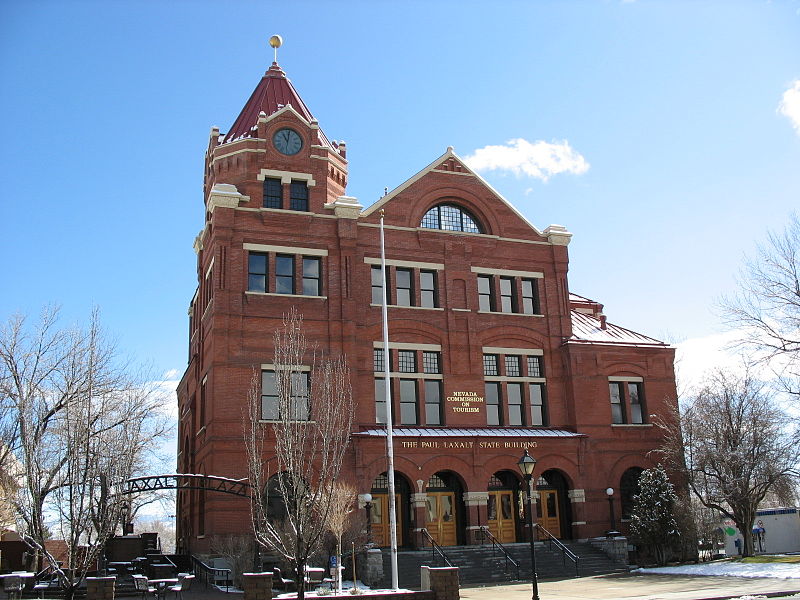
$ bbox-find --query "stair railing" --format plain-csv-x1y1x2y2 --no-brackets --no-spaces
420,528,454,567
477,526,520,580
191,555,231,591
534,524,580,577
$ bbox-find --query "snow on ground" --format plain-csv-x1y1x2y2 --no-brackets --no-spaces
637,560,800,579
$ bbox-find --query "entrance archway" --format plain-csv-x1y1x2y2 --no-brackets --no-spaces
425,471,465,546
536,469,573,540
487,471,521,543
369,472,412,548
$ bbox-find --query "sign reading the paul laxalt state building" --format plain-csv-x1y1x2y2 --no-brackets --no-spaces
447,391,483,413
399,439,538,449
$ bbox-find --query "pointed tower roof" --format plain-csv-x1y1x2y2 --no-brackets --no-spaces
221,62,334,149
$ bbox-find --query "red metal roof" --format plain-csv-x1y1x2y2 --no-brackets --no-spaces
221,62,334,149
569,310,667,347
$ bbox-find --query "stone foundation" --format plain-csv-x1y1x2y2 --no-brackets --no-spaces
588,535,629,565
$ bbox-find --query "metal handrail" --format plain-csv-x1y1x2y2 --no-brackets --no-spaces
420,528,454,567
534,524,580,577
191,555,231,591
477,526,520,580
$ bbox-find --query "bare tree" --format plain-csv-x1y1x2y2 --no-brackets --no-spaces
209,534,255,589
0,307,171,599
245,309,354,599
325,481,356,593
657,367,800,557
721,214,800,397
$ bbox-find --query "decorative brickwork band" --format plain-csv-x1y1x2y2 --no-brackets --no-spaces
242,572,273,600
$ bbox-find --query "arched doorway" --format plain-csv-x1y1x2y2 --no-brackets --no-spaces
535,469,572,540
487,471,521,544
620,467,644,520
425,471,465,546
369,472,412,548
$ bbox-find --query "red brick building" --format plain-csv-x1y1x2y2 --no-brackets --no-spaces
176,59,678,554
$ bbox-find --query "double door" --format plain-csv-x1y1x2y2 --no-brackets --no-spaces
487,490,516,543
370,493,403,548
535,489,561,538
425,492,457,546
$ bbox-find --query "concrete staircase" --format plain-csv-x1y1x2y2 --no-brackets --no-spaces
378,540,627,589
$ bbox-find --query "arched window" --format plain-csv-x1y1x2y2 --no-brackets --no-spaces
620,467,644,519
420,204,483,234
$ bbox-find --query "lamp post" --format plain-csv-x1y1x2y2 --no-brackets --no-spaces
363,493,373,544
517,450,540,600
605,487,619,537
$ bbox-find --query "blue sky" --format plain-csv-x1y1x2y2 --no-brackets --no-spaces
1,0,798,395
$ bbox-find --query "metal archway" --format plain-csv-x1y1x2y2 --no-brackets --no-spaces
123,474,251,497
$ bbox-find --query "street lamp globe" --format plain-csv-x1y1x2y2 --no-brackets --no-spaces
606,487,614,497
517,449,537,478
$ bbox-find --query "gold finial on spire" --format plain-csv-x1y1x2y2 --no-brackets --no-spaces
269,34,283,63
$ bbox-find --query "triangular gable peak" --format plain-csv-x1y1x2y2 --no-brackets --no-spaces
362,147,570,244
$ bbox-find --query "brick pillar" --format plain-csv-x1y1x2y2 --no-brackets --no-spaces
462,492,488,545
242,572,273,600
411,493,428,548
568,489,588,539
421,566,460,600
86,576,116,600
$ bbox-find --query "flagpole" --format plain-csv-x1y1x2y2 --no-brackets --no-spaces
379,209,399,590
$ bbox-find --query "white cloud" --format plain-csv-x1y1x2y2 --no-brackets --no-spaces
778,80,800,135
464,138,589,182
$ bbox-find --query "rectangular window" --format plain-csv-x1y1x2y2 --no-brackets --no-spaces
396,268,413,306
289,181,309,211
371,265,387,305
275,255,295,294
422,351,441,374
263,177,282,208
477,275,494,311
399,379,418,425
485,382,502,425
530,383,546,426
373,348,387,373
521,278,539,314
527,356,543,377
483,354,498,376
248,252,268,292
499,277,516,313
420,270,437,308
261,370,309,421
261,371,278,420
424,380,442,425
507,383,524,426
398,350,416,373
302,257,321,296
375,378,388,424
505,355,521,377
629,382,645,424
610,382,626,424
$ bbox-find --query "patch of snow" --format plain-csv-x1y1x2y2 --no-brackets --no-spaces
637,560,800,579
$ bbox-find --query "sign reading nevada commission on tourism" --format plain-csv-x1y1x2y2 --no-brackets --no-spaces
448,390,483,413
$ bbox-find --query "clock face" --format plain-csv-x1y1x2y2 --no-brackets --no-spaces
272,128,303,155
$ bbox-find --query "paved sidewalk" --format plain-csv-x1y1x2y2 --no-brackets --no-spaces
460,572,800,600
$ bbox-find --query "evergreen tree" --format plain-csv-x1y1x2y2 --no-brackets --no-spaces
630,465,679,566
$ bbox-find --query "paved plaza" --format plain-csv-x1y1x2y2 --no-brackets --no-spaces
460,572,800,600
180,572,800,600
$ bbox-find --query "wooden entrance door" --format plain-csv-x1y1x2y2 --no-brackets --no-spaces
536,489,560,537
487,491,516,543
425,492,457,546
371,494,403,548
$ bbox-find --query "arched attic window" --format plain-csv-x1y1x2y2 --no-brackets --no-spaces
420,204,484,234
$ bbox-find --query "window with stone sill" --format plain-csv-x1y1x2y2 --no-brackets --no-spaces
247,251,323,297
477,275,541,315
483,352,547,427
609,379,646,425
371,265,439,308
374,348,442,426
